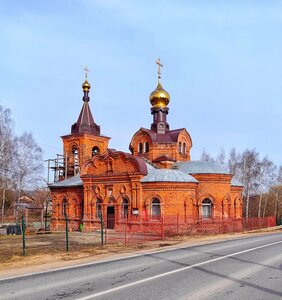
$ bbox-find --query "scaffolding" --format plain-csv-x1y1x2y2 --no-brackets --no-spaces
45,150,84,184
46,154,68,184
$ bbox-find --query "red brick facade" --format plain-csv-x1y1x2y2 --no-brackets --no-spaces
49,76,243,232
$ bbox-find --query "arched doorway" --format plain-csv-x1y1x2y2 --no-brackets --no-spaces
107,198,115,229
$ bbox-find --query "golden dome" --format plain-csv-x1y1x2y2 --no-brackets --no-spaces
82,79,91,92
149,82,170,108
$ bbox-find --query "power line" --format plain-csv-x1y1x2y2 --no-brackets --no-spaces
38,143,62,151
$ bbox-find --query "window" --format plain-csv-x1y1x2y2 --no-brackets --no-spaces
72,146,79,174
144,142,149,153
178,142,182,154
151,198,161,220
121,198,129,220
138,143,143,154
202,199,212,219
183,143,186,154
96,199,102,219
92,146,100,157
62,198,67,217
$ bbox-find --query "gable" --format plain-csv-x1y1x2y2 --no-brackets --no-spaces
81,149,147,177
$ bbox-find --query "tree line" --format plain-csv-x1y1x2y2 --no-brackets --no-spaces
201,148,282,222
0,105,44,221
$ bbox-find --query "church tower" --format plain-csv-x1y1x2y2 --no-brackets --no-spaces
149,58,170,134
61,68,110,177
129,59,192,167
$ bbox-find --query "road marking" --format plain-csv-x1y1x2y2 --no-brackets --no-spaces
77,240,282,299
0,232,280,282
0,234,249,281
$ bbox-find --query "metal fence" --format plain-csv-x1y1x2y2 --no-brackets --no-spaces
105,216,277,245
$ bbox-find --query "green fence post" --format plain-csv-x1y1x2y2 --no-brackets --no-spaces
65,213,69,252
21,215,26,256
100,213,104,246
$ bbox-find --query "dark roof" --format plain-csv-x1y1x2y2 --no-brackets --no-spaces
71,101,100,135
140,127,185,144
153,155,175,162
173,161,230,174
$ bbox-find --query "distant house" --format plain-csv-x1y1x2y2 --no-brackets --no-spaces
16,193,37,209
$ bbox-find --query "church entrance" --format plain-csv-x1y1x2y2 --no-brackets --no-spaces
107,206,115,229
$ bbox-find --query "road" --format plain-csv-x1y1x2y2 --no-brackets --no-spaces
0,232,282,300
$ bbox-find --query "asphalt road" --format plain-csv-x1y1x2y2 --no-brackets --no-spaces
1,232,282,300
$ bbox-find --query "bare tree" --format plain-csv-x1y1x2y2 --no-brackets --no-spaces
0,106,14,222
200,149,215,162
257,156,277,217
12,132,44,220
228,147,241,176
237,149,260,218
277,166,282,184
216,147,226,167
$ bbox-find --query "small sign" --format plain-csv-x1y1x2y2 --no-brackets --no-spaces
132,208,139,215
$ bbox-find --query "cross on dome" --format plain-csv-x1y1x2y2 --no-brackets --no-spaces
84,66,89,79
156,58,163,82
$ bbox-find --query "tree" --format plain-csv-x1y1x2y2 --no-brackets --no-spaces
0,106,14,181
12,132,43,220
216,148,226,167
257,156,277,217
277,166,282,184
228,147,240,176
200,149,215,162
0,106,14,222
237,149,260,218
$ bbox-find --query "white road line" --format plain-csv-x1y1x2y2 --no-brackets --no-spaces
0,232,280,282
77,240,282,300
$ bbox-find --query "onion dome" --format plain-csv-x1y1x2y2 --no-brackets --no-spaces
82,79,91,92
149,82,170,108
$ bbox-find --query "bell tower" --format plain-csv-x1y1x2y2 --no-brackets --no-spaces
62,67,110,177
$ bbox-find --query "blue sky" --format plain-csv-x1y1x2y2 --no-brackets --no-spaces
1,0,282,170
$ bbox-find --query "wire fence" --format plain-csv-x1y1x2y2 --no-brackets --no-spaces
104,216,276,245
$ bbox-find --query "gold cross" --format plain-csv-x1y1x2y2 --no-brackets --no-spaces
84,66,89,79
156,58,163,82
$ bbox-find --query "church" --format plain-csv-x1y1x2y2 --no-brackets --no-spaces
49,61,243,232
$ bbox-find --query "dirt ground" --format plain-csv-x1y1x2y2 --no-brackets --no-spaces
0,226,281,279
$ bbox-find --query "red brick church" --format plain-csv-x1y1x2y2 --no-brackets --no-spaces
49,62,243,231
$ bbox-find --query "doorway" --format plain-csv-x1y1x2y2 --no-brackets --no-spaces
107,206,115,229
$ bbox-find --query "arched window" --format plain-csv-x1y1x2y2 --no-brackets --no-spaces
121,198,129,220
138,143,143,154
202,199,212,219
151,198,161,220
62,198,67,217
92,146,100,157
144,142,149,153
96,199,102,219
183,143,186,154
178,142,182,154
72,146,79,174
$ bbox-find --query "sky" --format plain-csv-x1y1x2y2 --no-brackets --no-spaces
1,0,282,175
